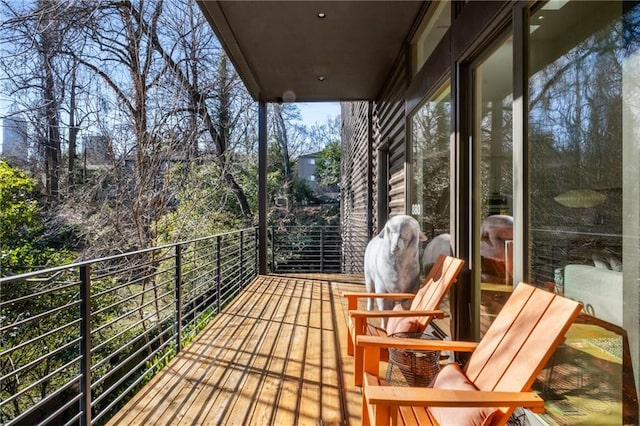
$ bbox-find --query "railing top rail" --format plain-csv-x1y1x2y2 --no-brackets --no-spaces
271,225,343,229
0,226,258,285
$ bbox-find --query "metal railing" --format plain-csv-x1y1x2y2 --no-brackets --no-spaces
0,228,258,425
269,225,342,273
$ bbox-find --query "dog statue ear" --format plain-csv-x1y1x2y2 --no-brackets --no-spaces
378,224,388,239
419,231,428,242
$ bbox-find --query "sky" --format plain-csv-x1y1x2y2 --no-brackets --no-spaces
297,102,341,127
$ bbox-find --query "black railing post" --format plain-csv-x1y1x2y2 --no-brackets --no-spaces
270,227,275,273
320,228,325,273
175,244,183,353
254,228,259,277
258,101,268,274
216,235,221,313
79,265,92,426
340,228,344,273
239,230,244,288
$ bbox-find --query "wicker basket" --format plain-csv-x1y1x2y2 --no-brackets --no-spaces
386,332,441,387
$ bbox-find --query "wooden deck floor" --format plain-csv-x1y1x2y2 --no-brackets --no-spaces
107,274,366,426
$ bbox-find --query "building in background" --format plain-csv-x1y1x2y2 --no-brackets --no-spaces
297,152,319,190
298,151,339,202
1,107,29,165
82,134,111,168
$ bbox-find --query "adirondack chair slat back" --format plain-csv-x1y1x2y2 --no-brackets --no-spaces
465,282,582,393
409,255,464,330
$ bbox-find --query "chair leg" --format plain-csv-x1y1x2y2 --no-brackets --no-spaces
355,344,364,386
348,328,354,356
362,390,370,426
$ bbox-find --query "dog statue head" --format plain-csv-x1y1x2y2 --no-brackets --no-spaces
480,215,513,261
379,215,428,259
480,214,513,282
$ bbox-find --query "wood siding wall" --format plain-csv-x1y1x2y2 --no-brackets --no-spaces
340,102,371,273
375,52,409,219
340,49,410,273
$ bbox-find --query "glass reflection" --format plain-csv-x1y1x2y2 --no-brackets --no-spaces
473,34,514,337
410,85,452,334
528,1,639,424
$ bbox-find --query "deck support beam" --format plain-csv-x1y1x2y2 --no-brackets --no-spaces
258,100,268,274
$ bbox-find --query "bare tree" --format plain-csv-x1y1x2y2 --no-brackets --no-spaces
1,0,261,253
0,0,89,198
62,0,177,249
269,103,312,210
305,115,341,152
138,0,255,220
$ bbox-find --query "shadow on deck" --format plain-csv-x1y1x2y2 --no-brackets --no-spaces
107,274,365,425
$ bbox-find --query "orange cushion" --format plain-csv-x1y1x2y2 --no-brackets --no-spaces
385,304,421,335
428,363,499,426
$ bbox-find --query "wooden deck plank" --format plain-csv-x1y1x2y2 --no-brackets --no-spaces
300,280,323,425
218,277,284,424
224,276,304,425
175,276,289,425
124,277,277,425
320,279,345,424
114,300,243,424
246,277,304,425
107,274,364,426
271,278,311,425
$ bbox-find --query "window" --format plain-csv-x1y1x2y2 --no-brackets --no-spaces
409,84,452,331
411,1,451,74
528,2,639,424
472,34,514,337
410,84,451,242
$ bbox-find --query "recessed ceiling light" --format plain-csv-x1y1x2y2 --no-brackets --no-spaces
317,12,326,18
318,76,326,81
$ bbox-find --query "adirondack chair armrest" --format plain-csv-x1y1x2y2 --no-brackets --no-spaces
364,385,545,412
349,309,445,320
343,292,417,299
357,334,478,353
343,292,416,310
386,309,447,318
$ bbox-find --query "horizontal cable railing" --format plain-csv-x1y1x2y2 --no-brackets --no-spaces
0,227,258,426
1,225,364,425
268,225,368,274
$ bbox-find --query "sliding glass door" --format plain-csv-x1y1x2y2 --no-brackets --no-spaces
528,1,639,424
472,33,514,337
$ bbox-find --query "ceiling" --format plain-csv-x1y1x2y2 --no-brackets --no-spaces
197,1,427,102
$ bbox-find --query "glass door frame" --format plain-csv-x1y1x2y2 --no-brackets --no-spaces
463,24,516,341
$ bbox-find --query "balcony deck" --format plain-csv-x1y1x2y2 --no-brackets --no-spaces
106,273,366,426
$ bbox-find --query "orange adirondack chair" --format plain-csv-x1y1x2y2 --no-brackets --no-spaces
357,282,582,426
344,254,464,386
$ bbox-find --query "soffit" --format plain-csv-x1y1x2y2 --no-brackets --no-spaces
198,1,426,102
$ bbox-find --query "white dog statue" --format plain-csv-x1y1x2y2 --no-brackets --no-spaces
422,233,453,275
363,215,427,325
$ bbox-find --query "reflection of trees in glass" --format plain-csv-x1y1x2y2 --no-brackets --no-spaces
623,5,640,57
527,5,640,287
412,93,451,238
478,97,513,219
529,14,625,234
